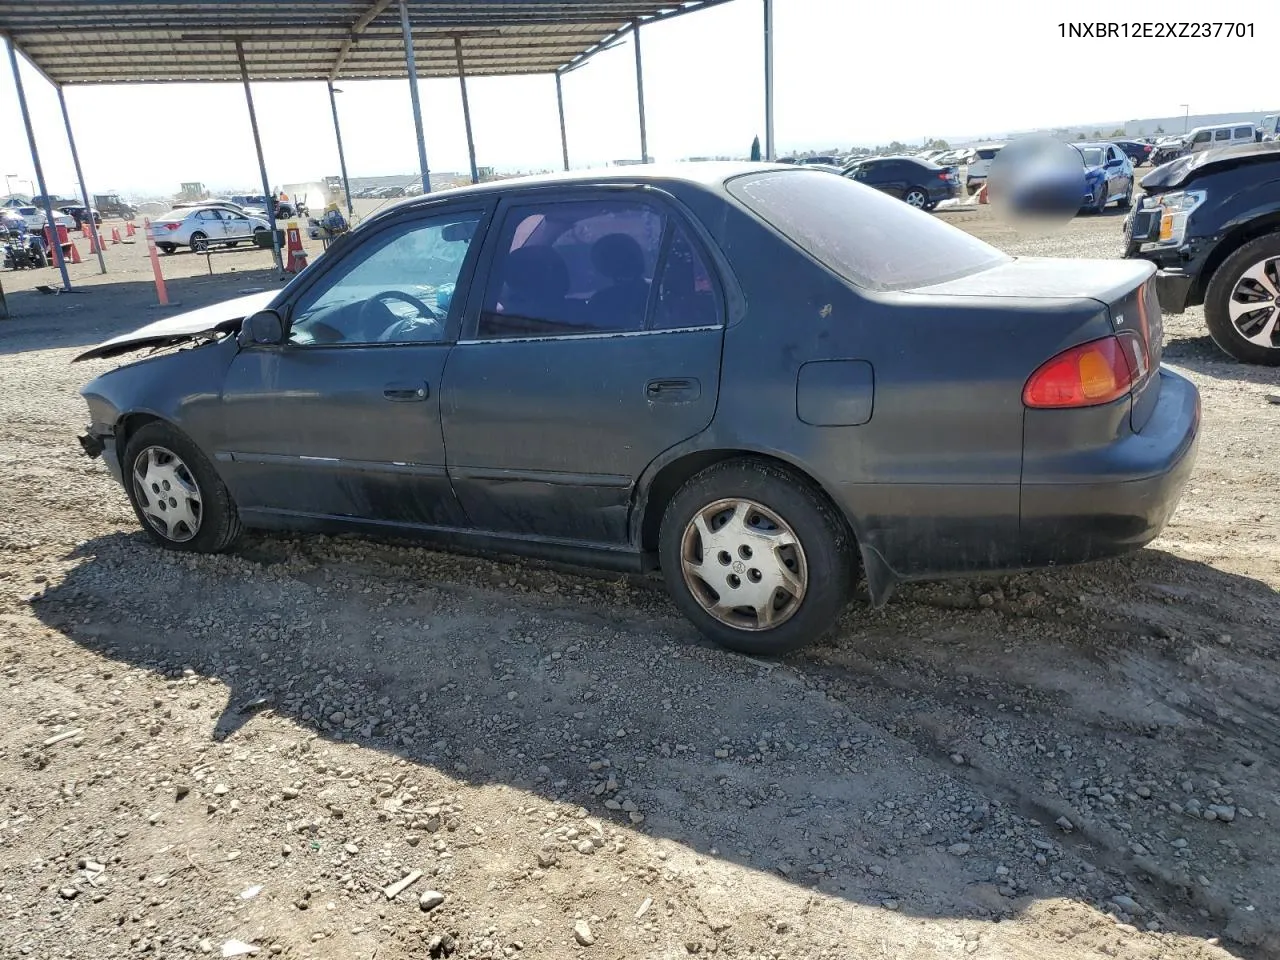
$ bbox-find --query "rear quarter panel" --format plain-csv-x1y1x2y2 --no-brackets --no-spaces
688,196,1114,577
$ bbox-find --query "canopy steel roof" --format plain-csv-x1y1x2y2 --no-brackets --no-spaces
0,0,732,85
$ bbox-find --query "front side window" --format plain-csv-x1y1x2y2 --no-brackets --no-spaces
1193,131,1212,144
1234,127,1254,140
476,199,665,339
728,169,1008,291
287,211,482,346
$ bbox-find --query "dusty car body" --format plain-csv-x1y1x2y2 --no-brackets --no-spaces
76,163,1200,655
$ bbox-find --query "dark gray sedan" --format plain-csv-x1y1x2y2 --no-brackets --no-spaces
75,163,1200,656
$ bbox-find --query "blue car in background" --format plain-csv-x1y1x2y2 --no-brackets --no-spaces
1074,141,1134,213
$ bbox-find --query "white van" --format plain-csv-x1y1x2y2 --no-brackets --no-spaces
965,144,1006,194
1185,123,1258,154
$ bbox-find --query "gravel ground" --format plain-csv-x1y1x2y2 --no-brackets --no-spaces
1,202,1278,960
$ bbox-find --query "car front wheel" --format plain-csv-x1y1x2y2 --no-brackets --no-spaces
658,459,856,656
123,421,244,553
904,187,929,209
1203,234,1280,365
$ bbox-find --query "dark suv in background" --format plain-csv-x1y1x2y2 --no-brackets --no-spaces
1124,141,1280,365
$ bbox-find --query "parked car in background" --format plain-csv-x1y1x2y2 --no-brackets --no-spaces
58,203,102,228
148,205,270,254
1151,136,1188,166
1185,123,1258,156
1072,142,1134,213
797,156,842,166
93,193,137,220
1124,141,1280,365
965,144,1006,194
11,205,75,231
843,155,958,209
74,163,1198,655
1111,139,1155,166
1262,113,1280,142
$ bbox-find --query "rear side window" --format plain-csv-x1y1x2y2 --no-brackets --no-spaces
1214,128,1232,141
728,169,1009,291
475,199,721,339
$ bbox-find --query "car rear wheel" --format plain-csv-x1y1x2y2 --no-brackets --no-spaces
1203,234,1280,365
189,231,209,253
123,421,244,553
658,459,856,656
1117,181,1133,210
904,187,929,209
158,243,175,255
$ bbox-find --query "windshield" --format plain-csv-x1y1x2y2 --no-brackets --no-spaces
1077,147,1105,166
727,169,1009,291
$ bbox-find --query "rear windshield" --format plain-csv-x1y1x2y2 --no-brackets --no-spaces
727,169,1009,291
976,148,1001,160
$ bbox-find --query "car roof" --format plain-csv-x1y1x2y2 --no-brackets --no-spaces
370,161,799,219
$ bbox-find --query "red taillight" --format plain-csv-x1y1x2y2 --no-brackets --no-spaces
1023,333,1149,409
163,222,180,230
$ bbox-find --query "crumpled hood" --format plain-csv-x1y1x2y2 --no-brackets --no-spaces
73,290,278,362
1141,141,1280,192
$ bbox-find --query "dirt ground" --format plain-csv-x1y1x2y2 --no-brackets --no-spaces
1,197,1278,960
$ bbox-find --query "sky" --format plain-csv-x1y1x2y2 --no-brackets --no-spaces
1,0,1277,198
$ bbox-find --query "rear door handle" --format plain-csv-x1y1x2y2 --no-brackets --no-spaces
383,381,429,402
646,378,700,403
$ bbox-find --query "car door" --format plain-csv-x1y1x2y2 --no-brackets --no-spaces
223,211,254,241
218,203,492,528
440,191,726,544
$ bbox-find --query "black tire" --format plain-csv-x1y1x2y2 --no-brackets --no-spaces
658,458,857,656
1090,182,1107,214
189,231,208,254
123,421,244,553
1117,180,1133,210
1203,233,1280,366
903,187,929,209
158,243,175,255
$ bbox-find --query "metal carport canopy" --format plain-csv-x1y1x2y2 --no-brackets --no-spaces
0,1,735,83
1,0,769,292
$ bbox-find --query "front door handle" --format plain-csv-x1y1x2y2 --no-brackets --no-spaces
383,381,429,402
645,378,700,403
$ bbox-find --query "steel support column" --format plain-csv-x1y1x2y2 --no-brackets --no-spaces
400,0,431,195
555,72,569,171
454,38,480,185
57,85,106,274
6,39,71,291
326,80,354,219
763,0,775,161
632,20,648,163
236,42,281,271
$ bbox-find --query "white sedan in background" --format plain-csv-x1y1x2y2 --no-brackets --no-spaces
149,205,270,254
12,205,76,232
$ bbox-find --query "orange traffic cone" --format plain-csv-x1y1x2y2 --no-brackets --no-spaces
283,221,308,274
126,222,136,237
68,241,82,264
977,183,989,205
81,223,91,239
111,228,122,245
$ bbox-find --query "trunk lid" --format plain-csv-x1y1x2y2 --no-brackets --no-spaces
909,257,1163,431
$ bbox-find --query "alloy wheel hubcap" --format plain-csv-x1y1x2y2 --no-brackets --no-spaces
132,445,202,542
1228,256,1280,347
906,192,926,207
679,497,808,631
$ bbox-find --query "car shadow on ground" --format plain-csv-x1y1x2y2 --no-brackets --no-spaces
1162,334,1280,390
28,527,1280,957
0,270,287,357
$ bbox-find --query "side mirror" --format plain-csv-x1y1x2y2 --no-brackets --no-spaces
242,309,284,346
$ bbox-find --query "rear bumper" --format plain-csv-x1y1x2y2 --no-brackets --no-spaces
1019,368,1201,567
